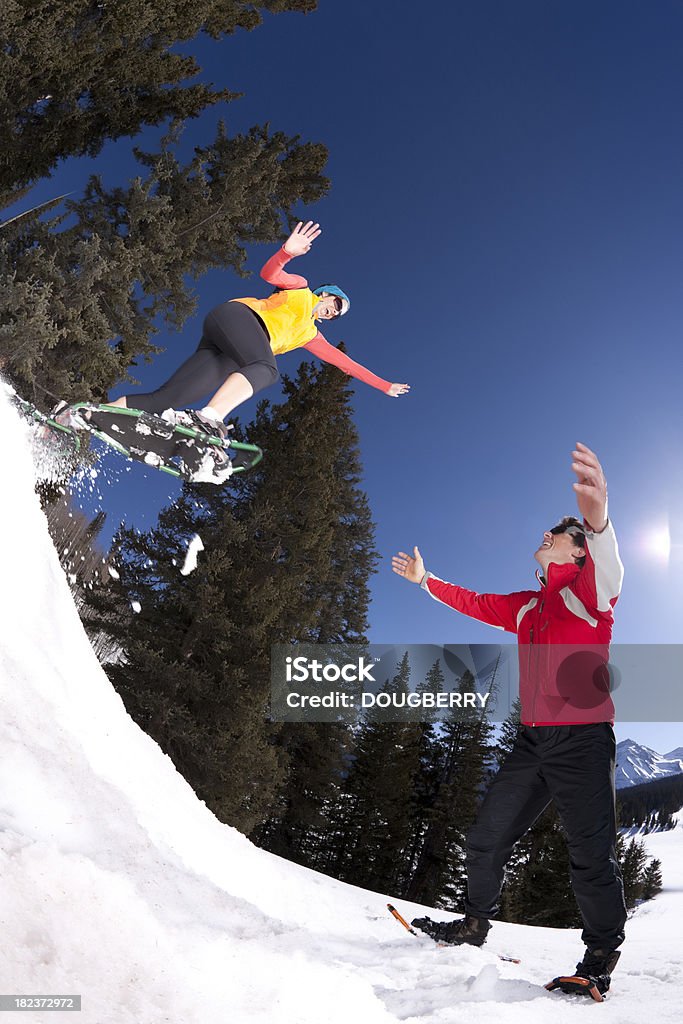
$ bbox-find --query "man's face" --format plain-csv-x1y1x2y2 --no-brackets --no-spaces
534,528,586,572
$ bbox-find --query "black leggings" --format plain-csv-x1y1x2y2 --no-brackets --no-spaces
130,301,279,414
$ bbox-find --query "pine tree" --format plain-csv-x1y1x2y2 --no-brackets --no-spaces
617,835,648,909
416,659,446,721
320,658,449,892
499,804,579,928
1,123,328,404
322,652,426,892
253,721,351,868
0,0,317,204
391,660,446,885
641,858,663,901
496,696,521,760
406,670,496,908
82,354,378,836
43,496,108,588
617,774,683,831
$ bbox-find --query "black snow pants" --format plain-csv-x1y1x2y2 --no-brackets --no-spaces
131,301,279,413
464,722,627,951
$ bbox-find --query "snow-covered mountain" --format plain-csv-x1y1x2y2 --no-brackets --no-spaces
2,386,683,1024
616,739,683,788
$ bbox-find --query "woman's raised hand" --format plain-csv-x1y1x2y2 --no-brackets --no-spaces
283,221,321,257
387,383,411,397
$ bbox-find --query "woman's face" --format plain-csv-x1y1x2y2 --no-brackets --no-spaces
313,295,342,321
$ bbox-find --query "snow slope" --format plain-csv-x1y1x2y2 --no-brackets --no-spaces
1,387,682,1024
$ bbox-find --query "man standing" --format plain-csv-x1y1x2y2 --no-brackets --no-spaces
391,443,627,999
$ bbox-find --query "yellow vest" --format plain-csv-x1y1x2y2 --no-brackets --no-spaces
234,289,319,355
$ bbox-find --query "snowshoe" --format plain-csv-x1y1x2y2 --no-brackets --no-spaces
545,948,621,1002
411,914,490,947
11,394,81,450
387,905,519,963
53,403,262,482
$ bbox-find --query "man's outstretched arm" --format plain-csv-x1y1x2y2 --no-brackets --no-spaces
572,441,608,532
570,443,624,612
391,546,529,633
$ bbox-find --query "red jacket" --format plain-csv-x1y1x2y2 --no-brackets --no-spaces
421,520,624,725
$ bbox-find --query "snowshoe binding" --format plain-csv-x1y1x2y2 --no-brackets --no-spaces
180,408,229,441
545,948,621,1002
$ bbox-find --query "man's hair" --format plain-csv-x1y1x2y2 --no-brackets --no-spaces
550,516,586,568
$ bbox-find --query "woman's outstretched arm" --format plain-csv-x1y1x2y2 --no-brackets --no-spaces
304,334,410,396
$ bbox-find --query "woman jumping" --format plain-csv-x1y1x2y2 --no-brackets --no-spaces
106,221,410,441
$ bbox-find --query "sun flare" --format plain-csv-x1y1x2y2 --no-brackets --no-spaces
641,522,672,565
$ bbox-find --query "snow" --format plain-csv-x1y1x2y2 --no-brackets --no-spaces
616,738,683,787
180,533,204,576
1,385,683,1024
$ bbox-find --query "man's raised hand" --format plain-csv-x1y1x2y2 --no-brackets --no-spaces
391,546,425,584
283,221,321,257
572,442,608,532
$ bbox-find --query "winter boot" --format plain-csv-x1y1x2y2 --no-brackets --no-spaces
51,400,90,429
545,948,621,1001
411,914,490,947
182,408,229,441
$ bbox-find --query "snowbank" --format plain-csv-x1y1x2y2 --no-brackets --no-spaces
1,387,681,1024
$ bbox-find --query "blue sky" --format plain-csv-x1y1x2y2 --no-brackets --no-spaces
17,1,683,750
